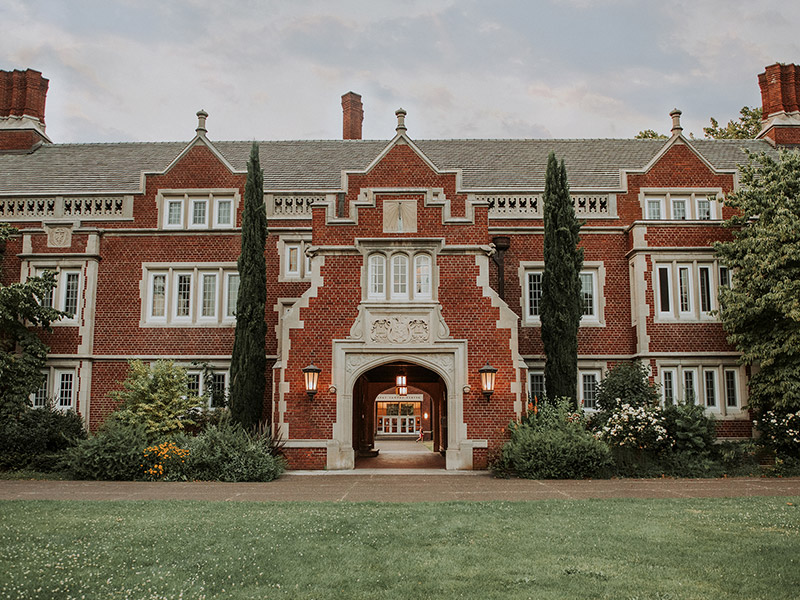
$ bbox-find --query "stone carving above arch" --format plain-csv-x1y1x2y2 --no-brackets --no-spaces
370,316,429,344
349,302,450,346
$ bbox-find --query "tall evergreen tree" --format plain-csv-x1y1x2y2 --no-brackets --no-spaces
541,153,584,404
230,142,267,429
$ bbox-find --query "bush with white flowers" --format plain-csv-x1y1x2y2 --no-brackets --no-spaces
597,399,671,450
755,409,800,459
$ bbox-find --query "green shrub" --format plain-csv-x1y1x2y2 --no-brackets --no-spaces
596,361,660,412
62,418,149,480
714,440,760,475
494,399,611,479
755,409,800,460
183,420,284,482
663,403,716,456
0,404,86,471
595,402,670,451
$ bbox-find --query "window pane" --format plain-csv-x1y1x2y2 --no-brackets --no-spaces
697,198,711,220
201,273,217,317
582,373,598,409
368,255,385,298
58,372,74,408
658,267,670,313
392,255,408,297
647,199,662,219
187,373,201,396
63,272,79,317
167,200,182,225
580,272,594,316
672,198,687,220
217,200,232,225
719,266,730,289
176,274,192,317
151,274,166,317
684,371,696,404
211,373,227,407
414,255,431,299
192,200,207,225
704,371,717,407
724,370,738,408
33,373,49,408
663,371,674,405
699,267,712,312
226,274,240,317
678,267,691,312
287,246,299,274
37,269,54,307
530,373,545,402
528,272,542,317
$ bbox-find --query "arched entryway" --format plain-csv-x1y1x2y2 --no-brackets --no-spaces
352,361,446,469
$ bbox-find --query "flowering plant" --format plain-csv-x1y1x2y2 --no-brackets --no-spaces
755,410,800,459
596,399,671,450
141,441,189,481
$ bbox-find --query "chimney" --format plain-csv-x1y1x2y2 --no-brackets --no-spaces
669,108,683,136
0,68,51,152
341,92,363,140
757,63,800,146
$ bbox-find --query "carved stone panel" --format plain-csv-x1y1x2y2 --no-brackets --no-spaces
45,224,72,248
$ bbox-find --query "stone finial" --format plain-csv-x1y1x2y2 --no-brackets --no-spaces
395,108,407,134
196,109,208,135
670,108,683,136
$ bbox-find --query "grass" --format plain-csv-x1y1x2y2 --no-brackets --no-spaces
0,497,798,599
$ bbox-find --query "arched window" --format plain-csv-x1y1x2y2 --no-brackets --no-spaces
368,254,385,299
414,254,432,299
391,254,409,299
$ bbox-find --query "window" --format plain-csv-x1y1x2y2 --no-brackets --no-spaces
186,369,228,408
655,262,724,320
159,191,238,230
527,272,543,318
280,239,312,280
580,371,600,410
391,254,409,299
678,266,692,313
143,266,238,326
699,266,712,313
704,370,717,407
671,197,687,220
646,198,663,220
368,254,386,300
285,244,301,278
414,254,432,299
662,369,676,405
719,266,730,289
225,273,240,318
643,192,720,220
657,266,671,314
683,370,697,404
529,371,546,402
32,373,49,408
724,369,738,408
29,367,78,411
35,268,82,322
580,272,596,318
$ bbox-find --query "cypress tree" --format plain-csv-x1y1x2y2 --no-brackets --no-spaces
541,152,584,404
230,142,267,430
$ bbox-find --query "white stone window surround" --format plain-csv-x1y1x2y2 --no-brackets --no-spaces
140,263,238,327
31,261,85,326
30,365,79,411
277,235,313,282
657,361,745,417
653,255,726,322
519,261,606,327
639,188,723,221
579,369,602,411
358,239,441,303
157,189,240,230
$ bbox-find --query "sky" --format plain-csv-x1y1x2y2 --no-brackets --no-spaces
2,0,799,144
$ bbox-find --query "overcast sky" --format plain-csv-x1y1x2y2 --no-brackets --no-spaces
3,0,799,144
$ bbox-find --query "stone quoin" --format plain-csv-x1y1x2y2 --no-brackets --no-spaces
2,64,798,470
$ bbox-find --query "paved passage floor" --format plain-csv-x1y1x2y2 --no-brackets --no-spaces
1,476,798,503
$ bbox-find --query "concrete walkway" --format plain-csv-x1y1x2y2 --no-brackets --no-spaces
2,475,799,503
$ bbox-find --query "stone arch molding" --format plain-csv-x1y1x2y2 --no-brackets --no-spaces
328,340,482,470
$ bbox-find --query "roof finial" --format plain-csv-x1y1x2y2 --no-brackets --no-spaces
670,108,683,136
395,108,407,134
196,109,208,135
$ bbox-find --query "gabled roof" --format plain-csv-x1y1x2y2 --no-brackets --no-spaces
0,137,778,195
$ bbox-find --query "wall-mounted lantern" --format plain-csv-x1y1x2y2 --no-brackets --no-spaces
479,361,497,402
302,359,322,400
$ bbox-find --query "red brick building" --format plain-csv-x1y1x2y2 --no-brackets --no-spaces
2,63,799,469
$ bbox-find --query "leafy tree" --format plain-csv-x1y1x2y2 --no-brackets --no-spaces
111,360,199,438
715,150,800,412
703,106,762,139
229,142,267,430
0,223,65,417
541,152,584,403
596,361,660,413
635,129,667,139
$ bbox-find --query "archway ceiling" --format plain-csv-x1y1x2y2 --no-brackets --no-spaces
361,362,442,385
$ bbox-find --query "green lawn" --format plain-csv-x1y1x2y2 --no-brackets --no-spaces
1,497,798,599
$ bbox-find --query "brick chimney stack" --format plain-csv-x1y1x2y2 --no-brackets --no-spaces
757,63,800,146
342,92,363,140
0,68,51,152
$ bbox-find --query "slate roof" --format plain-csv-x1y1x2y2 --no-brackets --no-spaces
0,137,777,195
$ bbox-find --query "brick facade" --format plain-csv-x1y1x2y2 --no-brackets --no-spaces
2,63,798,469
